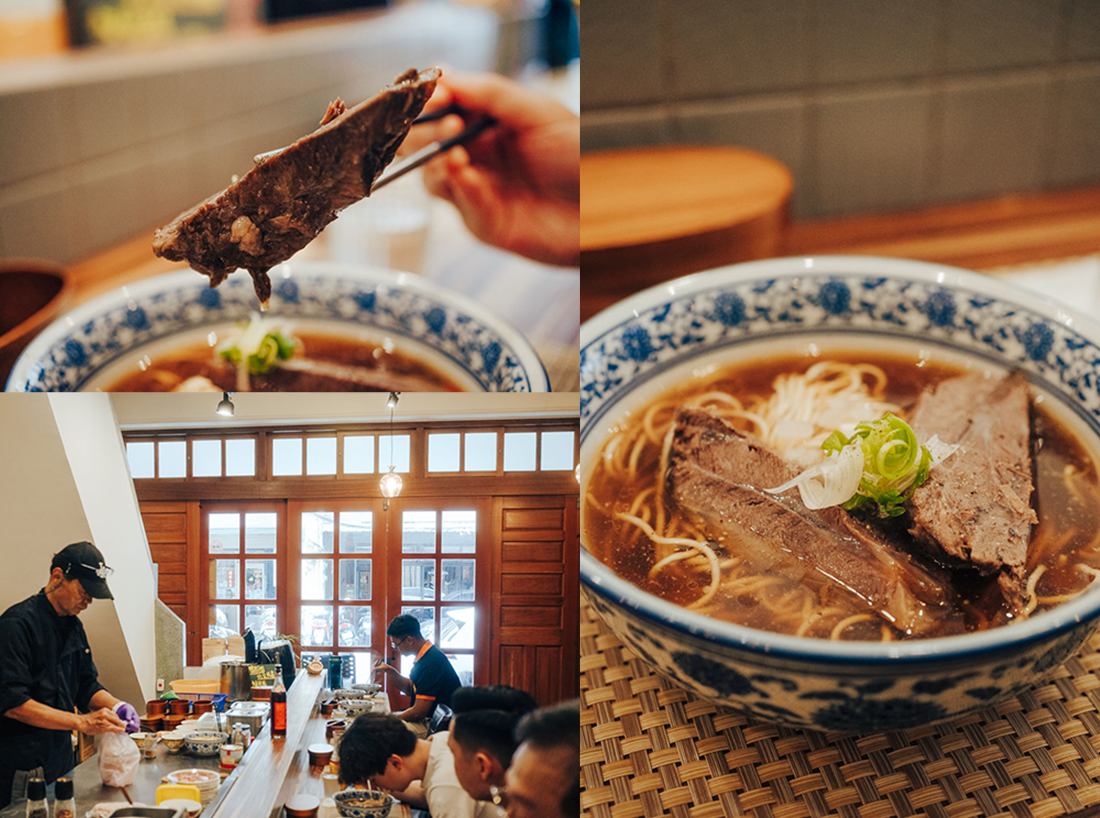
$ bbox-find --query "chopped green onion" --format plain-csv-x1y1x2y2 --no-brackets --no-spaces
768,413,955,518
218,314,298,375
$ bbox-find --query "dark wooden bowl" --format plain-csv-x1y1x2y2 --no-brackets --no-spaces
0,260,69,387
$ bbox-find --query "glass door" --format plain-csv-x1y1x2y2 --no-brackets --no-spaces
385,498,492,688
201,501,287,648
288,500,386,684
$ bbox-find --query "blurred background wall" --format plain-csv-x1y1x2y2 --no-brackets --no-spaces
0,0,576,264
581,0,1100,220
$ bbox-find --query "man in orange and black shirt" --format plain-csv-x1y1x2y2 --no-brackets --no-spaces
374,614,461,725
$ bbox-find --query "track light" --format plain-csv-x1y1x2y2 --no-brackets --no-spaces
387,391,399,410
216,392,235,417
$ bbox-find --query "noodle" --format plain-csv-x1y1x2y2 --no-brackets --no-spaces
585,354,1100,642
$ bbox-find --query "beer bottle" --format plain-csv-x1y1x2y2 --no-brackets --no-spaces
271,663,287,739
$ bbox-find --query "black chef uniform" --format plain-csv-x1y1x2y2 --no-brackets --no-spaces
0,589,105,807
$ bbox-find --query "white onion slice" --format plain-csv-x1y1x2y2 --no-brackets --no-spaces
765,443,865,509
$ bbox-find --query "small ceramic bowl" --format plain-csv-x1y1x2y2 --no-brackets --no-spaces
307,743,334,768
340,699,373,716
160,733,186,753
351,683,381,696
580,255,1100,732
183,730,229,757
5,261,549,392
285,794,321,818
333,790,394,818
330,688,363,700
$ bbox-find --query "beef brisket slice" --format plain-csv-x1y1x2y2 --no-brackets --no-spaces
668,408,954,636
152,67,440,305
907,371,1036,601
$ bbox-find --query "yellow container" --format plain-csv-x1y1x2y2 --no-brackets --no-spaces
156,784,202,804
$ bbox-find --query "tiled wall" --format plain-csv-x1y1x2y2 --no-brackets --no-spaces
0,2,499,263
581,0,1100,219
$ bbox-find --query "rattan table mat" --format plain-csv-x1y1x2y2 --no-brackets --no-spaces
580,601,1100,818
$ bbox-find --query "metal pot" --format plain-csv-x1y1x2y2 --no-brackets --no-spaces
219,661,253,703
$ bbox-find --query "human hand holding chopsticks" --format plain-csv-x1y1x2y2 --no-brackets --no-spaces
400,71,579,267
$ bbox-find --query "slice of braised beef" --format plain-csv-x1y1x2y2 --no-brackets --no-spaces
906,371,1037,606
667,408,960,636
152,67,440,306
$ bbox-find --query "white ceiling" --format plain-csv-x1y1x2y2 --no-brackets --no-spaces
111,392,578,430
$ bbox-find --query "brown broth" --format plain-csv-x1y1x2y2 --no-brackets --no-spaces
584,349,1100,640
106,331,464,392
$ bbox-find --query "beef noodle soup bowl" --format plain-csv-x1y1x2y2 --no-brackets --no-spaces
580,255,1100,732
6,262,548,392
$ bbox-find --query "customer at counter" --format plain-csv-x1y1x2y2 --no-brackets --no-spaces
338,712,479,818
373,614,461,726
0,542,140,808
400,71,580,268
496,700,580,818
447,686,537,815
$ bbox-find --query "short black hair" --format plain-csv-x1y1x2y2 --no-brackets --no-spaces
515,700,581,818
337,713,418,787
451,684,538,716
386,614,422,640
451,709,526,767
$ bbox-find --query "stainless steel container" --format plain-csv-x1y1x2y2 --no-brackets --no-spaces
225,702,269,734
219,661,253,703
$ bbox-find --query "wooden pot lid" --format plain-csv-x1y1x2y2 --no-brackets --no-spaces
580,145,793,252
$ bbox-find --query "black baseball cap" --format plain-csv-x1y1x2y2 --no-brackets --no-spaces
52,542,114,600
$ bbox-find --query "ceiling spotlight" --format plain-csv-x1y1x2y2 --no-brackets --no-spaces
216,392,235,417
387,391,400,410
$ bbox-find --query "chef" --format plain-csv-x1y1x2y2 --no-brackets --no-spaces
0,542,141,807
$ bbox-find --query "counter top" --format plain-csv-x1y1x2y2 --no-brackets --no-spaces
0,673,326,818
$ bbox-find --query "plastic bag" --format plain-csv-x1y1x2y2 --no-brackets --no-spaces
98,732,140,788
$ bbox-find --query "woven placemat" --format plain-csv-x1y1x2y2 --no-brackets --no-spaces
580,601,1100,818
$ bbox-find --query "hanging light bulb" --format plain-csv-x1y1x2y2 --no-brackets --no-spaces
381,392,402,510
380,467,403,500
216,392,235,417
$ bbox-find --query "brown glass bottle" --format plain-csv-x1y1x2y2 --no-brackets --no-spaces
271,663,287,739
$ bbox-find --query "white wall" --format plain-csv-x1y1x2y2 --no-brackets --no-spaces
49,394,157,704
0,394,153,708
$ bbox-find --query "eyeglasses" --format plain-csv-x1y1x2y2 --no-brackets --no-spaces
71,561,114,579
489,785,510,808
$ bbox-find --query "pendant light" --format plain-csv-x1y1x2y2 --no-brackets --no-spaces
380,392,403,510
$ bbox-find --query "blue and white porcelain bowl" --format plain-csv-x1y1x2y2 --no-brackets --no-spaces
5,261,549,392
580,255,1100,732
333,789,394,818
340,698,373,716
183,730,229,757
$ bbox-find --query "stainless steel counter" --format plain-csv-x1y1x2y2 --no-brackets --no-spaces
0,675,325,818
0,736,222,818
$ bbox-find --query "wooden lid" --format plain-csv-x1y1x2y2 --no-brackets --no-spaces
580,146,793,252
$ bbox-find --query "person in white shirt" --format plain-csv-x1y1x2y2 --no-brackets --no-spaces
338,712,482,818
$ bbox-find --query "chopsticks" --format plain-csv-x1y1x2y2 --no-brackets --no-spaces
370,115,496,192
121,787,133,804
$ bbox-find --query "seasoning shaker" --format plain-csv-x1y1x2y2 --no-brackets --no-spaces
230,722,244,747
53,778,74,818
25,777,48,818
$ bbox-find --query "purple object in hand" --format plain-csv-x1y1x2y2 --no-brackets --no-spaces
114,702,140,733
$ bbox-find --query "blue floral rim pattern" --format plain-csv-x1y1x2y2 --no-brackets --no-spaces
581,268,1100,439
7,263,549,392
